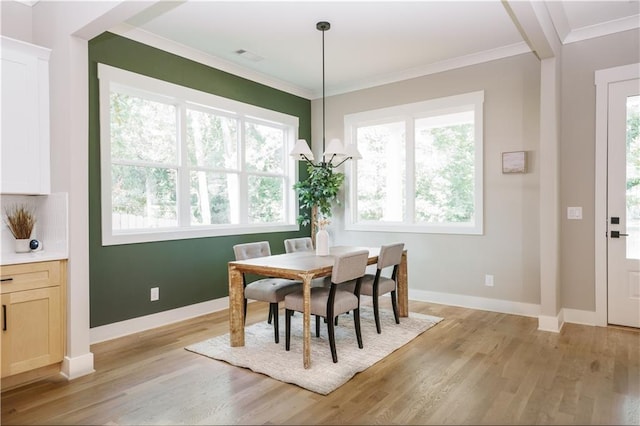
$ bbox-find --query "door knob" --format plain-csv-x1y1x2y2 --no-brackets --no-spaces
611,230,629,238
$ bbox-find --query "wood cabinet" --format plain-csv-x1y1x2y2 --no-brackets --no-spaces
0,36,51,195
0,260,66,382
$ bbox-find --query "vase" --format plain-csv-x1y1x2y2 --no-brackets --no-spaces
15,239,31,253
316,229,329,256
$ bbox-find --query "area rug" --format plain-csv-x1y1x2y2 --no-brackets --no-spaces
185,306,443,395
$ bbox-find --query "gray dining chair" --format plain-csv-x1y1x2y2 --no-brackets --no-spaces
284,249,369,363
233,241,302,344
359,242,405,333
284,237,314,253
284,237,330,288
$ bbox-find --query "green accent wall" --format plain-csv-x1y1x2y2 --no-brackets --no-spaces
88,32,311,327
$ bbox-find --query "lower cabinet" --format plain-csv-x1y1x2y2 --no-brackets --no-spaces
0,260,66,384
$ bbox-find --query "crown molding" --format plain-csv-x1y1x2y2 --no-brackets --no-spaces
564,14,640,44
109,23,315,100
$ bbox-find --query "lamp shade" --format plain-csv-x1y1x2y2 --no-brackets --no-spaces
324,138,345,156
290,139,314,161
343,143,363,160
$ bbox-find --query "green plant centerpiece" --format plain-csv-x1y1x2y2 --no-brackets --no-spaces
293,163,345,238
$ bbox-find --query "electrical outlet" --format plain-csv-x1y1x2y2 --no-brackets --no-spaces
150,287,159,301
485,274,494,287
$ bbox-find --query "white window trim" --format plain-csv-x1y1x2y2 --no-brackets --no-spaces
344,91,484,235
98,64,300,246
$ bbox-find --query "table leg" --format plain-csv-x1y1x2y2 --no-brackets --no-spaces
398,251,409,317
228,265,245,347
301,273,313,369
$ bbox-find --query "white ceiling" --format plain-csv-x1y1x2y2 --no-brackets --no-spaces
109,0,640,99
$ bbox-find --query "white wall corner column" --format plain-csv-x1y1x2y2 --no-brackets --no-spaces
504,0,563,332
538,56,562,332
32,0,167,380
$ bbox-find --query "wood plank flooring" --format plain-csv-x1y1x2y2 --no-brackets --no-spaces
1,300,639,425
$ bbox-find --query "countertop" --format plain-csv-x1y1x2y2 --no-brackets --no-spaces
1,250,68,266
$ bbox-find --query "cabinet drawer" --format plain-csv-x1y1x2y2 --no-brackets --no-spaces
0,261,61,293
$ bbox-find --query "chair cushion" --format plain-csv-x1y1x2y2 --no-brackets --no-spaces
245,278,302,303
359,274,396,296
311,276,331,288
285,287,358,317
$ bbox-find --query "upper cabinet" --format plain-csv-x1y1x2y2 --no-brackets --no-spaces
1,36,51,195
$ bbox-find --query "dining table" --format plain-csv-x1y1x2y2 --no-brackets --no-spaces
227,245,409,369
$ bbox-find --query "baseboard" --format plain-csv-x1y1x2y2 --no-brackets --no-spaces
88,294,600,345
561,308,597,326
409,289,541,318
61,352,95,380
537,312,564,333
90,297,229,344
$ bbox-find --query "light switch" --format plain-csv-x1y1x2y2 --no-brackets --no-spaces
567,206,582,220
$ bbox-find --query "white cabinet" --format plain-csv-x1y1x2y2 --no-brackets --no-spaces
1,36,51,195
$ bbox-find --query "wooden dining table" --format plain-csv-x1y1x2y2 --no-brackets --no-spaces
227,245,409,369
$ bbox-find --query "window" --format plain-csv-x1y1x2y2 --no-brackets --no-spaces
98,64,299,245
345,91,484,234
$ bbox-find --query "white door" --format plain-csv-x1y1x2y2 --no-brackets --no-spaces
608,78,640,328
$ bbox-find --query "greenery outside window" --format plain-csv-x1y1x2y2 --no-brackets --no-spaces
98,64,299,245
345,91,484,234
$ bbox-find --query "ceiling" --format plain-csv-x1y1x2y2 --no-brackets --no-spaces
109,0,640,99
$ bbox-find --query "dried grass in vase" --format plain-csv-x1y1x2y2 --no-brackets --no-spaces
4,204,36,239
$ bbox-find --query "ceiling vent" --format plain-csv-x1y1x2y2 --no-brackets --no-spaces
235,49,264,62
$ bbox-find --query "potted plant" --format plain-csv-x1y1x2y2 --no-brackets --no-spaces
293,164,344,241
4,204,36,253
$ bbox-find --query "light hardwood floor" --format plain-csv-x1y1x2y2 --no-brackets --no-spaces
1,300,639,425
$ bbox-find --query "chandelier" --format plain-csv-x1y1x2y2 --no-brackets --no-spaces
290,21,362,168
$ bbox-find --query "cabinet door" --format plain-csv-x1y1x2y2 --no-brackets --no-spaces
1,286,63,377
0,37,50,194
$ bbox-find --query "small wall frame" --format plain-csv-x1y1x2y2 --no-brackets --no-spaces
502,151,527,174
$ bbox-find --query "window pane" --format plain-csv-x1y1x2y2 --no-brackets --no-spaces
111,165,177,230
248,175,284,223
110,92,177,164
186,109,238,169
626,95,640,259
189,171,239,225
356,122,406,221
414,111,475,223
245,122,284,173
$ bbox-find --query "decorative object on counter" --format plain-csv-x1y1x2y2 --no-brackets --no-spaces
3,204,36,253
315,216,330,256
29,239,40,251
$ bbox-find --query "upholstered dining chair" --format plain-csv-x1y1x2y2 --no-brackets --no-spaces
232,241,302,344
359,242,405,334
284,237,314,253
284,249,369,363
284,237,330,288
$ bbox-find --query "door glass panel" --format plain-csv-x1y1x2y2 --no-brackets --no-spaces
626,95,640,259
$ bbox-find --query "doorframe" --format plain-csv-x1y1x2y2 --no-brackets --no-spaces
594,63,640,327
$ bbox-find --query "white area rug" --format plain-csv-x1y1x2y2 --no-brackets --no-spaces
185,306,443,395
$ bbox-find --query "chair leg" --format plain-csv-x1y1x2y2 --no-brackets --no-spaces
285,309,292,351
271,303,279,343
354,308,363,349
327,316,338,363
315,315,321,337
243,298,248,325
268,308,273,324
390,290,400,324
373,292,382,334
